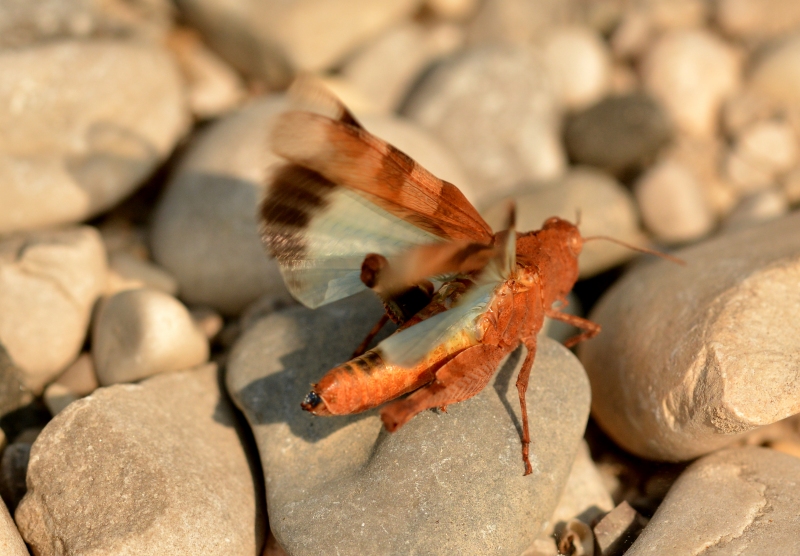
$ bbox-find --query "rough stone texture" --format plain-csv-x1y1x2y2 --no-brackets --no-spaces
564,93,672,176
226,293,590,555
716,0,800,42
0,40,189,234
593,501,646,556
634,158,715,243
403,45,565,207
0,0,173,48
542,26,611,110
642,29,740,137
481,168,647,278
174,0,419,87
342,21,464,114
580,211,800,461
150,95,292,316
0,498,27,556
626,447,800,555
93,288,209,385
16,364,265,556
0,226,107,394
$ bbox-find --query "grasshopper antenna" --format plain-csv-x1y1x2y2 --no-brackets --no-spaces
583,235,686,265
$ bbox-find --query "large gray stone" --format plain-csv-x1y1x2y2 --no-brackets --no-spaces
16,364,264,555
581,211,800,461
227,293,591,555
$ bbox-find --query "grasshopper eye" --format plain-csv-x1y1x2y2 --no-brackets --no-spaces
543,217,560,228
568,235,582,255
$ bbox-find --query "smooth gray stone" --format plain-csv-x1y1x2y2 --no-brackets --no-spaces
227,293,590,555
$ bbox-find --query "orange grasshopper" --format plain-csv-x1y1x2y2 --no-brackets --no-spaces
259,77,678,474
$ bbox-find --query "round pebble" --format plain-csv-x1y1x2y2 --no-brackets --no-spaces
403,45,565,207
0,40,189,234
642,29,741,137
542,26,612,110
0,227,107,394
92,289,209,385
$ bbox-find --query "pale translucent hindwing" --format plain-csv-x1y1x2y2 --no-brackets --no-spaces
376,281,500,368
282,189,442,308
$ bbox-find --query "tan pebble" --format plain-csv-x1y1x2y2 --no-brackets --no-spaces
342,22,464,114
106,252,179,296
542,26,611,110
717,0,800,41
782,166,800,204
725,148,777,193
92,288,209,385
768,441,800,459
594,501,646,556
0,490,27,555
54,352,98,397
165,28,246,120
635,159,715,243
425,0,479,20
722,189,789,231
750,33,800,109
642,29,741,137
190,306,224,340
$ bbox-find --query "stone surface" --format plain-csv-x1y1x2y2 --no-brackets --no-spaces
342,21,464,114
0,0,173,48
611,0,710,59
93,288,209,385
403,45,565,207
547,440,614,534
626,447,800,555
0,344,35,429
43,351,99,416
716,0,800,42
16,364,265,555
564,94,672,176
725,119,798,194
226,293,591,555
634,158,715,243
723,189,789,231
482,168,647,277
542,26,611,110
166,28,247,120
467,0,593,45
580,211,800,461
593,501,646,556
174,0,419,87
106,252,179,296
0,40,189,234
0,442,30,513
642,29,740,137
0,226,107,394
150,95,292,316
749,33,800,110
0,498,27,556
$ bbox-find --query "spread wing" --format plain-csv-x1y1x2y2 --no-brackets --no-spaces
260,76,494,309
375,210,518,367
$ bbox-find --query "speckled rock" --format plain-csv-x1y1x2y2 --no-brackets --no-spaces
0,226,107,394
0,0,173,48
642,29,740,137
174,0,419,87
226,293,591,555
716,0,800,42
581,211,800,461
0,499,27,556
634,158,715,243
564,93,672,176
626,447,800,555
482,168,647,277
0,40,189,234
150,95,292,316
403,45,565,207
542,26,611,110
16,364,265,556
342,22,464,114
92,288,209,385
